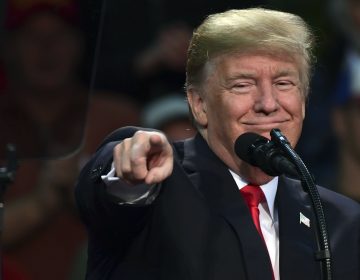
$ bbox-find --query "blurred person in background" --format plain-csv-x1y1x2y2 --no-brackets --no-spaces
0,0,87,158
329,0,360,201
0,0,140,279
132,22,192,104
332,83,360,202
141,93,196,141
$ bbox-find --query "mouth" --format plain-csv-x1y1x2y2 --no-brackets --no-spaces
240,121,291,138
242,120,289,129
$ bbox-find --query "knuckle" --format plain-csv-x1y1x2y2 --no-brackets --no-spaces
113,143,122,156
133,130,147,140
130,155,145,168
122,137,132,148
121,162,132,175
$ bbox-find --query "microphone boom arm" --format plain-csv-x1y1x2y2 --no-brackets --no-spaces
270,128,332,280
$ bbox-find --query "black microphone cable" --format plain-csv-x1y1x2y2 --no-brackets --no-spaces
270,128,332,280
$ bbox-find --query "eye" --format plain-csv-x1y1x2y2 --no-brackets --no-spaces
274,80,296,91
231,82,254,93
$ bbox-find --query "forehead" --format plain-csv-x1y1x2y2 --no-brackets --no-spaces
209,51,300,77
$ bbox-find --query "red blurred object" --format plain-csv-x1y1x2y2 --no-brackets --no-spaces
3,257,31,280
4,0,79,29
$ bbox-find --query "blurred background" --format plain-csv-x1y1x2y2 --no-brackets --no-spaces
0,0,359,279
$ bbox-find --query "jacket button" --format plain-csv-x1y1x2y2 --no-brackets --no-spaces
90,165,103,181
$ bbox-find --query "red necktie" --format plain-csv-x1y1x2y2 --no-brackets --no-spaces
240,184,265,239
241,184,275,279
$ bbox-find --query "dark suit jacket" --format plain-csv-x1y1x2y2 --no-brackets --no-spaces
75,127,360,280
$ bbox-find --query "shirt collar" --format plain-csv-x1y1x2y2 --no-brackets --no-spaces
228,169,278,220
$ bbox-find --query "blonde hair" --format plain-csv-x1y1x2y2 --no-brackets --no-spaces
186,8,315,96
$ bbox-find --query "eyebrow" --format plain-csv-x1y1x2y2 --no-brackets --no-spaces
226,72,257,81
230,68,298,79
273,69,299,79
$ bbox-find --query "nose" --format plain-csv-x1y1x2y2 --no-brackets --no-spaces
253,82,279,115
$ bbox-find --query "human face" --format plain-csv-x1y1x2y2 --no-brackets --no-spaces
6,12,83,92
187,53,306,185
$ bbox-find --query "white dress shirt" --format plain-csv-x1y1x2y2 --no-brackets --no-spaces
102,163,157,204
229,170,280,280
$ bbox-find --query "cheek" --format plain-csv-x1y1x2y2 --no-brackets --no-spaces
222,93,253,116
206,94,242,134
215,101,247,133
281,93,305,119
279,94,305,146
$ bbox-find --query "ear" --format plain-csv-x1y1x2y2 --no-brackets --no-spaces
187,88,208,127
300,99,305,120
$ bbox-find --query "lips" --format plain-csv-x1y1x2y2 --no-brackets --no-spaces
242,118,290,125
242,120,289,127
241,121,290,136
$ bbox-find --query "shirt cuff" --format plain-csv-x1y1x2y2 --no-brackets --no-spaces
101,163,160,205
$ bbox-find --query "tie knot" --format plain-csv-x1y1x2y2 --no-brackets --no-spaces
240,184,265,207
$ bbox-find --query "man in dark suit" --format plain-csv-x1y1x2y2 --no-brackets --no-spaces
75,8,360,280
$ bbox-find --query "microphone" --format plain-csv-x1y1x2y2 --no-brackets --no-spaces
234,132,298,177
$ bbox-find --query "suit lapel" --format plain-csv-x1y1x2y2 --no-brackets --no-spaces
182,135,273,280
277,176,321,280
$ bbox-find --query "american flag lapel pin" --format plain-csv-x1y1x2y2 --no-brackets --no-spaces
299,212,310,228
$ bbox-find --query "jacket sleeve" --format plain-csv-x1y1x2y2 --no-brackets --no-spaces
74,127,155,256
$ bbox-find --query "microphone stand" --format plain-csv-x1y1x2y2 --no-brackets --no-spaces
0,144,18,280
270,129,332,280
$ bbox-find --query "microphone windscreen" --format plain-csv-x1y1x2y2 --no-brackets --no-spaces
234,132,268,163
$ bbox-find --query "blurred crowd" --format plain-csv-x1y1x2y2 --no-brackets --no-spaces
0,0,359,279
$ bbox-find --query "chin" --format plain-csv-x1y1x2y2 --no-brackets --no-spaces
242,164,275,185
